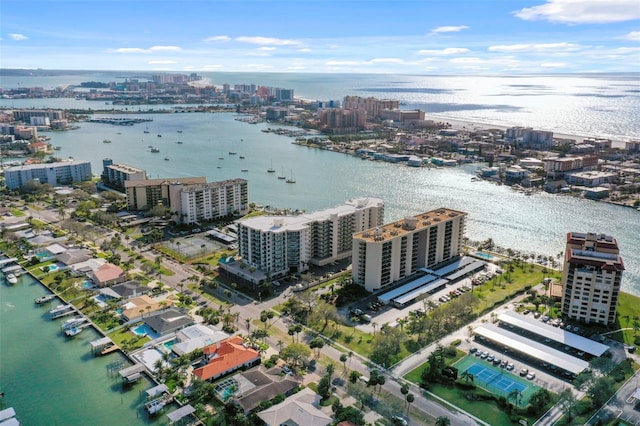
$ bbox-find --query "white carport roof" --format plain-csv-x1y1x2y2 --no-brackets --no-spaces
498,311,609,356
474,324,589,375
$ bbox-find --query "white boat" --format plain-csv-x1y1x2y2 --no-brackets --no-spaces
6,273,17,284
286,169,296,184
60,316,85,330
35,294,56,304
65,327,84,337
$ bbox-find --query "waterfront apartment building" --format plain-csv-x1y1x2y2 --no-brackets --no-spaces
12,109,64,123
544,155,598,179
352,208,466,292
168,179,249,225
342,96,399,119
4,160,92,189
125,177,207,211
318,108,367,133
101,159,147,191
235,197,384,278
561,232,624,325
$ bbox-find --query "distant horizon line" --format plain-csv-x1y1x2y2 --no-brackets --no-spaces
1,68,638,77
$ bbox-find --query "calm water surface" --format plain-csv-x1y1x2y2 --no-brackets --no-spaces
26,111,640,296
0,274,169,425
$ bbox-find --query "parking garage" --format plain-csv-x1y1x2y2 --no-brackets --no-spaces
473,324,589,378
497,311,609,359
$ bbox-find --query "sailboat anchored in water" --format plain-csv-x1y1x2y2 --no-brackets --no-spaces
286,169,296,184
278,166,286,180
267,160,275,173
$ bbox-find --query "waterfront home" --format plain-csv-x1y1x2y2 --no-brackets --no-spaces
257,387,330,426
108,280,151,299
56,248,93,266
120,295,173,321
170,324,229,356
192,336,260,382
144,308,193,336
91,263,125,287
233,366,303,414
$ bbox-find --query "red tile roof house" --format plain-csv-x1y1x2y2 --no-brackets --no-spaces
91,263,126,287
192,336,261,382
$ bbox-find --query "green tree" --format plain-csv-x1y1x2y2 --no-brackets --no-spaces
309,337,325,358
405,393,415,415
435,416,450,426
317,374,331,400
280,343,311,371
529,388,551,412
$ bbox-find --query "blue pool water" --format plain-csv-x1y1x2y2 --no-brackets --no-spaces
474,252,494,260
132,324,160,340
83,280,94,289
48,264,60,272
163,340,176,350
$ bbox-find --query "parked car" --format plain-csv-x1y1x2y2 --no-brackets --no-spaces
506,363,514,371
469,347,478,354
526,372,536,380
519,368,529,376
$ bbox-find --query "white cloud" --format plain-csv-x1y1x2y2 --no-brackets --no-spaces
149,60,177,64
325,60,362,66
203,35,231,43
430,25,469,35
9,33,28,41
257,47,276,51
113,48,147,53
514,0,640,24
540,62,567,68
623,31,640,41
149,46,181,52
418,47,470,55
368,58,404,64
112,46,181,54
450,57,482,64
298,48,312,53
235,36,302,46
488,42,581,52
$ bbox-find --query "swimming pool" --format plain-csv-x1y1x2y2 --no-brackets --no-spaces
474,252,494,260
131,324,160,340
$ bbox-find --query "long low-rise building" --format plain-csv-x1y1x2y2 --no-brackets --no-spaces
474,324,589,376
4,160,92,189
498,311,609,357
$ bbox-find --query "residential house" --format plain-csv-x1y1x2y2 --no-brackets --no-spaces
192,336,260,382
121,295,172,321
234,366,303,414
257,387,331,426
144,308,193,336
171,324,230,356
91,263,126,287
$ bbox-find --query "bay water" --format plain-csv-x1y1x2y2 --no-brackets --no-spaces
0,274,169,425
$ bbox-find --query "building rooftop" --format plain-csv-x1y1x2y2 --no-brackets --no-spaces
5,159,90,171
105,163,145,174
238,197,383,233
353,207,465,243
124,176,206,188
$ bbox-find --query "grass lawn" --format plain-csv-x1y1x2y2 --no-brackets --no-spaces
108,325,149,350
609,292,640,348
472,263,558,314
9,208,26,216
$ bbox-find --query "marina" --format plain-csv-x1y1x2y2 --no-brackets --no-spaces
0,272,170,425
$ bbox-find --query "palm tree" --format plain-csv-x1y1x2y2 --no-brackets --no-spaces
371,321,378,336
508,388,522,408
405,392,415,415
461,370,474,384
435,416,450,426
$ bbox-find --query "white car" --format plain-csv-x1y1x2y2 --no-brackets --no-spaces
506,362,514,371
526,372,536,380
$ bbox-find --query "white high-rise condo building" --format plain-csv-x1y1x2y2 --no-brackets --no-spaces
235,198,384,279
352,208,466,292
169,179,249,224
561,232,624,325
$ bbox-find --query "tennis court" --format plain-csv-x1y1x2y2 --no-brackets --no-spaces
455,356,538,405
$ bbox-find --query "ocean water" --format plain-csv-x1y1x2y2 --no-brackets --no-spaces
1,71,639,295
0,274,170,425
1,71,639,141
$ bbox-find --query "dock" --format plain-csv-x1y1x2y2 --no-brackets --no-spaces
167,405,195,425
35,294,56,304
118,363,146,384
0,407,19,426
145,384,168,400
91,336,116,356
145,394,173,415
49,304,76,319
100,344,120,355
64,321,91,337
0,258,18,267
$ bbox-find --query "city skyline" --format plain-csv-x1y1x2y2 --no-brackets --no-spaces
1,0,639,74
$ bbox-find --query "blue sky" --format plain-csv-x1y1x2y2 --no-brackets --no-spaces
1,0,639,74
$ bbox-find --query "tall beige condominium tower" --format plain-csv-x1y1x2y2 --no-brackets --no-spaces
561,232,624,325
352,208,466,292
